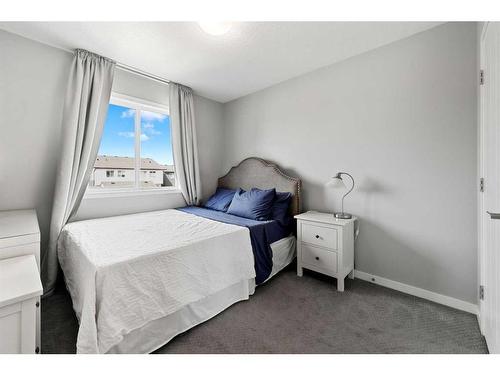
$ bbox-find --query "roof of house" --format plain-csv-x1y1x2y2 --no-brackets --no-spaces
94,155,174,172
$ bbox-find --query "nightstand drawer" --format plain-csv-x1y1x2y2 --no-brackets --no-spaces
301,223,337,249
301,244,337,272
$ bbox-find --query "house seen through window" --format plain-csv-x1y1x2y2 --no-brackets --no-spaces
88,95,175,191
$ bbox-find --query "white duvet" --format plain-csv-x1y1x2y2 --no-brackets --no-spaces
57,209,255,354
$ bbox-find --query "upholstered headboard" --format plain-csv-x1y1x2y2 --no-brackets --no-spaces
218,157,302,216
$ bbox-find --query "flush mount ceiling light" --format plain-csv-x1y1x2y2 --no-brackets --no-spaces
198,22,232,36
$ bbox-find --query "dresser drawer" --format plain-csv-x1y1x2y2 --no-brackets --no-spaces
301,223,337,249
301,244,337,272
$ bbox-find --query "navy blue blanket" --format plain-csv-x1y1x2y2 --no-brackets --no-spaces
177,206,291,284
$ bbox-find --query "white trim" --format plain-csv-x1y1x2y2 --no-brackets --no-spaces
478,21,488,335
111,92,169,114
354,270,479,315
134,103,141,188
84,187,182,199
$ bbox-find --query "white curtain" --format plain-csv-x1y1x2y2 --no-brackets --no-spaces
43,49,115,294
169,83,201,205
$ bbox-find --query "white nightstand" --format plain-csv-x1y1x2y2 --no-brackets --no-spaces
0,255,43,353
295,211,356,291
0,209,41,353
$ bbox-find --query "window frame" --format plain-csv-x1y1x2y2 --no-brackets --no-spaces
85,92,179,199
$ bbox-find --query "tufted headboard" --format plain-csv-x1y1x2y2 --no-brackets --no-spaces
218,157,302,216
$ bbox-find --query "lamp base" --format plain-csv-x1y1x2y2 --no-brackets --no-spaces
334,212,352,219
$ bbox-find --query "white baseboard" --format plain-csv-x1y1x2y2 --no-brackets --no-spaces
353,270,478,315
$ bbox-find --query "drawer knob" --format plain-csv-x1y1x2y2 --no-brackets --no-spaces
36,302,40,308
315,235,320,239
315,256,320,260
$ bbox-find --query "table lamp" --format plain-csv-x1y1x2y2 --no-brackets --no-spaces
326,172,355,219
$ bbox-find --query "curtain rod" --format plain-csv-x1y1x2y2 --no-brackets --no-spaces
115,62,171,86
67,47,171,86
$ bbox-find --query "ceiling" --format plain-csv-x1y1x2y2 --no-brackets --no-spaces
0,22,442,102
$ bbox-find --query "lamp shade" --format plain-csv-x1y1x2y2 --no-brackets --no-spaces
326,175,346,189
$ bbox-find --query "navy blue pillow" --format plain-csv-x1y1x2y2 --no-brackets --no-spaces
227,188,276,221
204,188,237,212
272,191,292,226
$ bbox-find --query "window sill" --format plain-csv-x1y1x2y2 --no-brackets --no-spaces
83,187,182,200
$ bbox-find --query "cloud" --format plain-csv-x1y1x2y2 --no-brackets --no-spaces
142,122,162,136
142,111,167,122
121,109,136,118
118,132,150,141
118,131,134,138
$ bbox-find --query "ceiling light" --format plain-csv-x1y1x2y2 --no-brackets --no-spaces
198,22,232,36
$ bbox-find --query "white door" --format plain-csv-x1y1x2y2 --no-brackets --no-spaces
479,22,500,354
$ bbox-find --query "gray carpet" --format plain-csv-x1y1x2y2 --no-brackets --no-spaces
42,266,488,354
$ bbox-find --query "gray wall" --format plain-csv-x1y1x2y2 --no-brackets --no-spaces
0,29,225,249
0,30,71,253
222,22,478,303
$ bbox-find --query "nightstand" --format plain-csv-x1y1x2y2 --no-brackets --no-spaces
0,255,42,353
0,209,41,352
295,211,356,291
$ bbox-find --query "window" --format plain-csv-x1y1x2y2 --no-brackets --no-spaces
88,94,175,192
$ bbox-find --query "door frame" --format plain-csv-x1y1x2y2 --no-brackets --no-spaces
478,21,489,334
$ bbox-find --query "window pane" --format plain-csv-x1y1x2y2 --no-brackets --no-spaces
90,104,136,189
139,110,175,188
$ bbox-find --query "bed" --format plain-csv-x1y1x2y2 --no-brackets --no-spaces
57,157,301,354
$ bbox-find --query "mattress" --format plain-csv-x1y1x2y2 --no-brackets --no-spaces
58,209,255,353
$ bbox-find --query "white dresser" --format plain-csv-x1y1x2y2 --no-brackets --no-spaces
0,255,42,353
295,211,356,291
0,209,41,353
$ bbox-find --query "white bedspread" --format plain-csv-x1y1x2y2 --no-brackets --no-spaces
57,209,255,354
